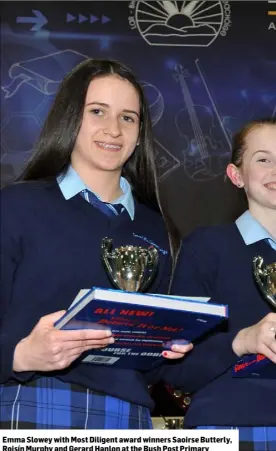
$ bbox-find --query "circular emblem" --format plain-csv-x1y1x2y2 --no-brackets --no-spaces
132,1,230,46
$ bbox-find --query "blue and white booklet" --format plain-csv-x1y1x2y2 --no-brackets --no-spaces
55,287,228,371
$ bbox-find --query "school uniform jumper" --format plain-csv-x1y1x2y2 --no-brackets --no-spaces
0,170,171,429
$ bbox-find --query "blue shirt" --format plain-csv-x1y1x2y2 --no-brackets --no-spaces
57,166,135,220
236,210,276,251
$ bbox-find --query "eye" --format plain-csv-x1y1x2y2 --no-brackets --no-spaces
90,108,104,116
257,158,270,163
122,115,135,123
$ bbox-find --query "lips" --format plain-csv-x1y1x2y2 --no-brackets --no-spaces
264,182,276,190
95,141,122,151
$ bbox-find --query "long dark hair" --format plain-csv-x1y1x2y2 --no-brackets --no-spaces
18,58,180,287
231,117,276,167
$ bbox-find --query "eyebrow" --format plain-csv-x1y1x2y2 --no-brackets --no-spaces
85,101,140,118
252,150,272,156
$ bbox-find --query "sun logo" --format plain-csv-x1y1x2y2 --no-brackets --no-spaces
129,1,231,47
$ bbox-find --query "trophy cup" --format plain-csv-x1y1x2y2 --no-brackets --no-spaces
101,237,186,429
101,237,159,292
253,256,276,309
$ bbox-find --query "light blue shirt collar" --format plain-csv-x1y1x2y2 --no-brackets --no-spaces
236,210,276,251
57,166,135,220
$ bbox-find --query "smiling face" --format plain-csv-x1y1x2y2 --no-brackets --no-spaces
71,74,140,177
227,124,276,214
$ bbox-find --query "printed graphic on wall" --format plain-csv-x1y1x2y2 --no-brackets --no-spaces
128,0,231,46
268,0,276,30
174,59,231,180
1,1,275,233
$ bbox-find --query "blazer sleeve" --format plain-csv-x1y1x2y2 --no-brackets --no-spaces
145,228,239,393
0,189,35,383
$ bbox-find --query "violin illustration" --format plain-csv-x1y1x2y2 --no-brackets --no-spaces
174,61,231,181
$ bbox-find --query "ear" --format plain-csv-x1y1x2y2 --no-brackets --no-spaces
226,163,244,188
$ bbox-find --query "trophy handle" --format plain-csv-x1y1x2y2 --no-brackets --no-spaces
101,238,119,287
253,255,266,293
140,246,159,292
253,256,264,278
101,237,113,254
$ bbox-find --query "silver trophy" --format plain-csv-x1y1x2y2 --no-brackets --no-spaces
253,256,276,309
101,237,159,292
101,237,185,429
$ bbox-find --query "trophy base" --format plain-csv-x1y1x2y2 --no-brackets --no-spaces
152,416,184,429
150,381,189,429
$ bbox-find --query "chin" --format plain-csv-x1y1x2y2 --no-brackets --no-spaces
264,200,276,210
97,163,123,172
268,196,276,207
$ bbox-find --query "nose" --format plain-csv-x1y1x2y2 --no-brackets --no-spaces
103,116,121,137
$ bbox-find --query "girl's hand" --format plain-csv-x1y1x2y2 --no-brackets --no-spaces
162,340,193,360
13,310,114,372
232,312,276,362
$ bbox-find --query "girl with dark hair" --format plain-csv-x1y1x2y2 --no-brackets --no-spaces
149,118,276,449
0,59,192,429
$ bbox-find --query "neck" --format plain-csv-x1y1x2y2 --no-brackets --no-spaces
71,161,123,202
249,204,276,240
